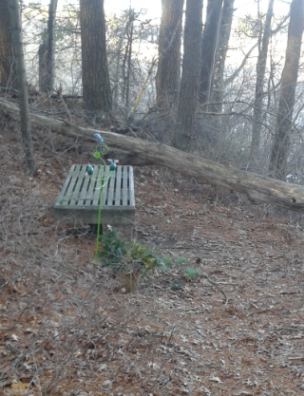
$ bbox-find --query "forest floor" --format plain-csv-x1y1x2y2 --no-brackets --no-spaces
1,108,304,396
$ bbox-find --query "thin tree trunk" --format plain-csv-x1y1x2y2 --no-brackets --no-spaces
130,59,156,118
113,53,120,109
269,0,304,180
45,0,58,93
121,41,129,105
112,15,132,109
0,0,14,88
209,0,235,113
79,0,112,123
156,0,184,112
38,43,48,92
8,0,36,174
39,0,58,94
121,12,133,106
125,10,134,110
172,0,203,151
250,0,275,157
199,0,223,105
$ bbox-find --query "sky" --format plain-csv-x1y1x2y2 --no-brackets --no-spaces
38,0,291,20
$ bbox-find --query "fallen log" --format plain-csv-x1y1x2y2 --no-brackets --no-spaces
1,97,304,212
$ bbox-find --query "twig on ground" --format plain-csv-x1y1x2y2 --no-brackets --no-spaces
201,273,229,305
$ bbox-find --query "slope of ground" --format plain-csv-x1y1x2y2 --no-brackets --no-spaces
1,112,304,396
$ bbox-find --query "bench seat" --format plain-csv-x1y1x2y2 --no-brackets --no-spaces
53,164,135,225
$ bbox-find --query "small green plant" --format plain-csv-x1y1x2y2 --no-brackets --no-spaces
175,256,187,265
99,230,126,266
161,256,172,267
184,267,201,280
99,230,166,277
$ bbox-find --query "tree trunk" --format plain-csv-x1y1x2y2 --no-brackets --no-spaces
209,0,235,113
0,0,14,88
269,0,304,180
156,0,184,112
250,0,275,158
125,10,134,110
112,16,132,110
8,0,36,174
121,11,134,107
38,43,48,92
3,97,304,212
121,40,129,106
79,0,112,123
199,0,223,105
39,0,58,94
172,0,203,152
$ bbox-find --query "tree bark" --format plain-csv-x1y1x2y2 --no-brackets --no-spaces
250,0,275,157
79,0,112,123
125,9,134,110
209,0,235,113
0,0,14,88
38,43,48,92
121,11,134,107
39,0,58,94
8,0,36,174
199,0,223,105
156,0,184,112
3,97,304,212
269,0,304,180
172,0,203,152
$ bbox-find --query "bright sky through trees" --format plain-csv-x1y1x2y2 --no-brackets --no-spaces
37,0,290,20
105,0,290,19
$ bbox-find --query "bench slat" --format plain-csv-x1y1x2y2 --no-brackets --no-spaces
69,165,86,206
92,165,104,207
129,166,135,208
115,166,122,205
122,166,128,206
57,164,82,206
107,168,116,206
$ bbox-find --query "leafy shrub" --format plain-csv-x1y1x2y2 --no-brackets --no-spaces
99,230,166,277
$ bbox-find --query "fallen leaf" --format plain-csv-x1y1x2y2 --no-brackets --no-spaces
209,374,222,383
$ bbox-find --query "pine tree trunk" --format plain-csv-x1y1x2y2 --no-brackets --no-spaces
199,0,223,105
269,0,304,180
250,0,275,158
209,0,235,113
156,0,184,112
79,0,112,123
8,0,36,174
0,0,14,88
172,0,203,152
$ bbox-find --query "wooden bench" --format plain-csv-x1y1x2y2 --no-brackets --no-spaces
53,164,135,225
